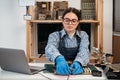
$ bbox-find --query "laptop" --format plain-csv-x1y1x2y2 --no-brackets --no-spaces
0,48,45,75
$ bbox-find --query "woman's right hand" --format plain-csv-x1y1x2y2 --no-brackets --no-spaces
55,55,71,75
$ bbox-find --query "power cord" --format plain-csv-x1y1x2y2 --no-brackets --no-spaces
67,75,70,80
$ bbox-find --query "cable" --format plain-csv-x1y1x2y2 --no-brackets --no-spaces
37,68,52,80
67,75,70,80
39,72,52,80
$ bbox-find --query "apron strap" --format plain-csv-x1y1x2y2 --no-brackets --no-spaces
59,31,81,48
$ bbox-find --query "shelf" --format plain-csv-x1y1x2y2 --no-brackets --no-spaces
29,55,98,63
29,56,48,62
26,0,103,62
30,20,99,23
30,20,62,23
113,32,120,36
80,20,99,23
30,57,47,61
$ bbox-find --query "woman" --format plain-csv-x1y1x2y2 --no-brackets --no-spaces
45,7,90,75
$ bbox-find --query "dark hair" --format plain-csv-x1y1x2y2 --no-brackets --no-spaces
62,7,81,20
62,7,81,30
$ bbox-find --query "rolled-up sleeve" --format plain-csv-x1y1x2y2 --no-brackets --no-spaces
45,32,61,62
74,31,90,66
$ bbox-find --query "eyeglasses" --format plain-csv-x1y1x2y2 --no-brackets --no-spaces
63,18,79,25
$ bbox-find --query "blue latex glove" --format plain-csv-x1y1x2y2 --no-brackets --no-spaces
70,61,83,75
55,55,71,75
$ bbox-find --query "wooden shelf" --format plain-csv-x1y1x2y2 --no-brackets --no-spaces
29,55,98,63
30,20,62,23
28,56,48,62
30,57,47,61
80,20,99,23
30,20,100,23
26,0,103,62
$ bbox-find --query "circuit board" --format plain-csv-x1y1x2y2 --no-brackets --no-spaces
44,64,99,75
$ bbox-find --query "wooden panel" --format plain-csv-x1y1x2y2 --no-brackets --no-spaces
99,0,103,52
113,35,120,63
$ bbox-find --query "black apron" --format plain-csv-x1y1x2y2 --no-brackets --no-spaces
58,32,81,62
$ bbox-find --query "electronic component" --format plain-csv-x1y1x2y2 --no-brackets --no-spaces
92,70,102,77
89,65,102,77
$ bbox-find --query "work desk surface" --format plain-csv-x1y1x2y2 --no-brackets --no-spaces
0,63,108,80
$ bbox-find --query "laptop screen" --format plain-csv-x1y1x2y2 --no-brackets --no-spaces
0,48,35,74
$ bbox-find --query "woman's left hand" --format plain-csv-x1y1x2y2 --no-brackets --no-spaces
70,61,83,75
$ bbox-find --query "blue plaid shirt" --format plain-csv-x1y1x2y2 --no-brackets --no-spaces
45,29,90,66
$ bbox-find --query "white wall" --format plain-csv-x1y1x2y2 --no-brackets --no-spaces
0,0,26,51
103,0,113,53
0,0,113,53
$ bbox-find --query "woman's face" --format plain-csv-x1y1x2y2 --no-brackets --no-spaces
62,12,79,33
